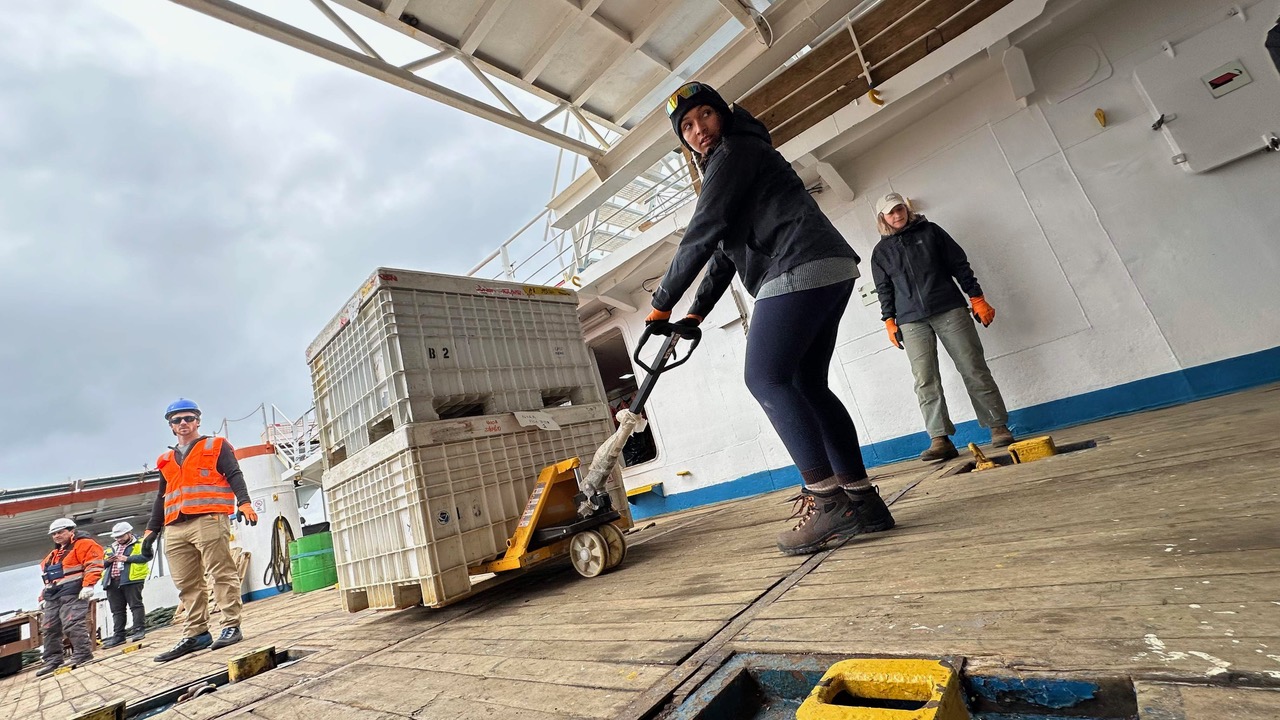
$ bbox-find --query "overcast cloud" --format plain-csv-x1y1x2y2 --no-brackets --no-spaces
0,1,562,487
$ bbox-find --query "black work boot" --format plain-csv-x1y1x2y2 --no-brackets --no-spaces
35,663,61,678
210,627,243,650
777,487,892,556
154,632,212,663
101,635,126,649
919,436,959,462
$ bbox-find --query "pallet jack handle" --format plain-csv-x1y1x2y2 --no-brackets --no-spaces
629,321,702,415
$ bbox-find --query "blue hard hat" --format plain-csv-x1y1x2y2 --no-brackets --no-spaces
164,398,201,419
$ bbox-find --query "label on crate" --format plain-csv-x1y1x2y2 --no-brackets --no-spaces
513,411,560,431
523,285,574,298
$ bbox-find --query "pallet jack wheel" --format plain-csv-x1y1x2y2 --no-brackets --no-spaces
569,530,609,578
597,523,626,570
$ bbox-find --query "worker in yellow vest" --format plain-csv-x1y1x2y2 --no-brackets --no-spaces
144,398,258,663
100,522,152,648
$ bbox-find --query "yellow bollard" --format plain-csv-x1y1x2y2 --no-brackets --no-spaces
1007,436,1058,464
797,658,970,719
228,646,277,683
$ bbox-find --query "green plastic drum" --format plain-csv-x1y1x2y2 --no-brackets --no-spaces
289,532,338,594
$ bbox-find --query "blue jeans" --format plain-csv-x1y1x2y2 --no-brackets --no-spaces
744,280,866,484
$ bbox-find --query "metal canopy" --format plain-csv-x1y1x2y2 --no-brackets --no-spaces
169,0,760,166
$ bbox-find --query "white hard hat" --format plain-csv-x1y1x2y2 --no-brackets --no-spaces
48,518,76,534
111,522,134,538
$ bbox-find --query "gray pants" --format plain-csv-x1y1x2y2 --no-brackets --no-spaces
41,592,94,666
901,306,1008,438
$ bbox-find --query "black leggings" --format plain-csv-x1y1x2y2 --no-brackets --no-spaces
744,279,866,484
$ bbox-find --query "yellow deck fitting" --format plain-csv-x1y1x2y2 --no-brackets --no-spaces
53,665,74,676
1007,436,1058,464
797,658,970,720
121,641,143,653
967,443,998,471
70,700,125,720
867,88,885,106
626,481,664,498
228,646,277,683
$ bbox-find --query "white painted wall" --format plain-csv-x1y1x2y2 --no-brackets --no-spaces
589,0,1280,497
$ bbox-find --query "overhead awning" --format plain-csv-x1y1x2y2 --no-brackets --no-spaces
169,0,765,165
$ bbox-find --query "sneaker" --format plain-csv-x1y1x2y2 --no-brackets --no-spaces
154,632,212,663
990,425,1015,448
919,436,959,462
210,627,243,650
101,635,126,649
34,663,61,678
776,487,893,556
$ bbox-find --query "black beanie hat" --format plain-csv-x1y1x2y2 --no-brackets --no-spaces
666,82,731,151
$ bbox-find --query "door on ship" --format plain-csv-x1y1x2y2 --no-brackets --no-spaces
589,330,658,467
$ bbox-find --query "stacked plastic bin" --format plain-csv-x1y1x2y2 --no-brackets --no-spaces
307,269,628,611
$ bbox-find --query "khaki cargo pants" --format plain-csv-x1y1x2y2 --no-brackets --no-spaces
166,513,242,638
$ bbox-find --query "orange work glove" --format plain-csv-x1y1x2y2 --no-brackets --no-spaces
645,308,671,325
236,503,259,527
885,318,903,349
970,296,995,327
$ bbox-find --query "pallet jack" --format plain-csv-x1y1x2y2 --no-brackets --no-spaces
472,320,701,578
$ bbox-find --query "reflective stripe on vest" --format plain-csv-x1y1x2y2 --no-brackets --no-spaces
159,436,237,524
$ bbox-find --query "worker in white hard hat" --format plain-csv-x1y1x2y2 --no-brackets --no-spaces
35,518,104,676
100,521,153,648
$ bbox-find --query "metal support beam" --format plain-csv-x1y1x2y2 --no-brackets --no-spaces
329,0,626,135
459,0,514,55
523,0,607,82
309,0,382,61
170,0,605,165
797,153,854,201
549,0,670,70
573,0,684,106
383,0,409,19
715,0,756,29
551,0,871,229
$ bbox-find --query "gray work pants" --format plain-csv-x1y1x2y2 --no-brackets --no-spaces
41,592,94,666
901,306,1009,438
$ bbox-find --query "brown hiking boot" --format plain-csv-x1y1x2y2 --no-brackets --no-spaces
990,425,1015,448
776,488,895,556
919,436,959,462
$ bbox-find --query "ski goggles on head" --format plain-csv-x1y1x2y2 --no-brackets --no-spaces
665,82,710,116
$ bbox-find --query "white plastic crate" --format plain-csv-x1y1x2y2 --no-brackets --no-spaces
308,268,604,468
324,403,630,610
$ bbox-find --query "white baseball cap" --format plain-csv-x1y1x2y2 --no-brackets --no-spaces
111,521,134,538
876,192,908,216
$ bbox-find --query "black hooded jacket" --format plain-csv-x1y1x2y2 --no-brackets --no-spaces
650,106,859,318
1268,19,1280,75
870,216,982,324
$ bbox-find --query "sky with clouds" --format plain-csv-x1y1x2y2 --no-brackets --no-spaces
0,1,568,488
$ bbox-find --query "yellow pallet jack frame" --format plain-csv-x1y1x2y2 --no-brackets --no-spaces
472,320,701,581
471,457,628,578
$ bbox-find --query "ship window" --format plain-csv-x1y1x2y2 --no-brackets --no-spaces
589,330,658,467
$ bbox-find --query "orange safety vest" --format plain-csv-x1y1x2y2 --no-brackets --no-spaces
41,534,105,596
157,436,237,525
